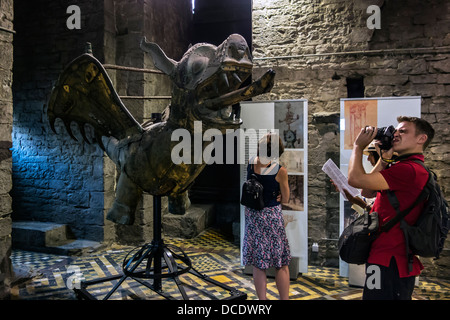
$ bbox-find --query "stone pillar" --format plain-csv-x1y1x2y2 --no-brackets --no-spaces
0,0,14,299
106,0,192,244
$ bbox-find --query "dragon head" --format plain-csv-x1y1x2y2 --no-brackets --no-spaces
141,34,275,131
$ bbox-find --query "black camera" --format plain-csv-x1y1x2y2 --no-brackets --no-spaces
375,125,396,150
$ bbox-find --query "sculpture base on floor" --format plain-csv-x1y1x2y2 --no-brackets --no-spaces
73,195,246,300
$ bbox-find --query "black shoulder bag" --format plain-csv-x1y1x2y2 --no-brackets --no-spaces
339,178,429,265
338,209,379,265
240,173,265,210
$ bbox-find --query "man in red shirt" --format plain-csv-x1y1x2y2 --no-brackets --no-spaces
348,116,435,300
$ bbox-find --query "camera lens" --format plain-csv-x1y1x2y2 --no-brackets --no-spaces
375,126,387,141
374,125,396,150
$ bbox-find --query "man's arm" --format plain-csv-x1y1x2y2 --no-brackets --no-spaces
348,127,390,191
360,157,389,197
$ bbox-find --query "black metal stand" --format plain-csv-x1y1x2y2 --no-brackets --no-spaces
74,195,246,300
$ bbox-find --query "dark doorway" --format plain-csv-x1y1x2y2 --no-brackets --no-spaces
189,0,252,237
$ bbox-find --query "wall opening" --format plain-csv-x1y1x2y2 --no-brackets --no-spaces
346,76,365,98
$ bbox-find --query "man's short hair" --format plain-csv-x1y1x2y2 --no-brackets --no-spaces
397,116,435,150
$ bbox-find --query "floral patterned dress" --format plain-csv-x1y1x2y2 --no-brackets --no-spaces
242,162,291,270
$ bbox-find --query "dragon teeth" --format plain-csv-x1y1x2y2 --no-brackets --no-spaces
232,72,242,83
220,72,229,87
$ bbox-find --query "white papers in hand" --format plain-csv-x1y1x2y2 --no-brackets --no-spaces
321,159,360,200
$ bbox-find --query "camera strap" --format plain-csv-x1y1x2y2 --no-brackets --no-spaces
382,153,423,165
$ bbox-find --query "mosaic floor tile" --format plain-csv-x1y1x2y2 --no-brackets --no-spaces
9,228,450,300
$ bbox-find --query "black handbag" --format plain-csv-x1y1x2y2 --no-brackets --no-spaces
240,173,265,210
338,210,379,265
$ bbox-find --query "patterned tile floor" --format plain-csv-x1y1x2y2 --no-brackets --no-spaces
10,228,450,300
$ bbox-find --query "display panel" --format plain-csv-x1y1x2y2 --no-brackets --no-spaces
339,96,421,277
240,100,308,273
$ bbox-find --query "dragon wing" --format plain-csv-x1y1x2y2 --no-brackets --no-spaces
48,53,143,149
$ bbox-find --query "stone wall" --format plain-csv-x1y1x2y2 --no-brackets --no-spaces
12,0,107,242
0,0,14,299
105,0,192,244
252,0,450,275
10,0,193,246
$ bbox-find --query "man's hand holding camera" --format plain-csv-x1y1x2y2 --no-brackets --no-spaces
355,126,395,165
348,126,390,193
354,126,378,151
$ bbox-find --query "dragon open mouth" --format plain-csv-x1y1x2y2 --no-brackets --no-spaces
197,64,252,102
195,68,275,125
139,33,275,128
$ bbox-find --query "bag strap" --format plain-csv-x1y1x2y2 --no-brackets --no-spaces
385,190,427,273
380,159,431,232
381,159,431,273
381,177,430,232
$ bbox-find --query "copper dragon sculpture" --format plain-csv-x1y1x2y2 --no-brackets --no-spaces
48,34,275,225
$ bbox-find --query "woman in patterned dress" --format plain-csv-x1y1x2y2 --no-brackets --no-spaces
242,133,291,300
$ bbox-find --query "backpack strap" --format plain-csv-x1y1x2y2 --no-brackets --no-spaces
383,189,429,272
247,156,256,176
380,159,431,232
380,189,429,232
381,159,432,272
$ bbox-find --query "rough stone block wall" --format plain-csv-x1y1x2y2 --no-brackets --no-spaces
10,0,192,246
0,0,14,299
105,0,192,245
252,0,450,276
12,1,107,242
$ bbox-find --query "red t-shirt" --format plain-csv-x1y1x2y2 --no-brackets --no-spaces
368,154,429,278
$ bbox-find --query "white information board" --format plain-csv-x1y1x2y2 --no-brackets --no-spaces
339,96,421,277
239,100,308,274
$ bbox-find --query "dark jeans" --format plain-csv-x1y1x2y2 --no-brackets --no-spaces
363,257,415,300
